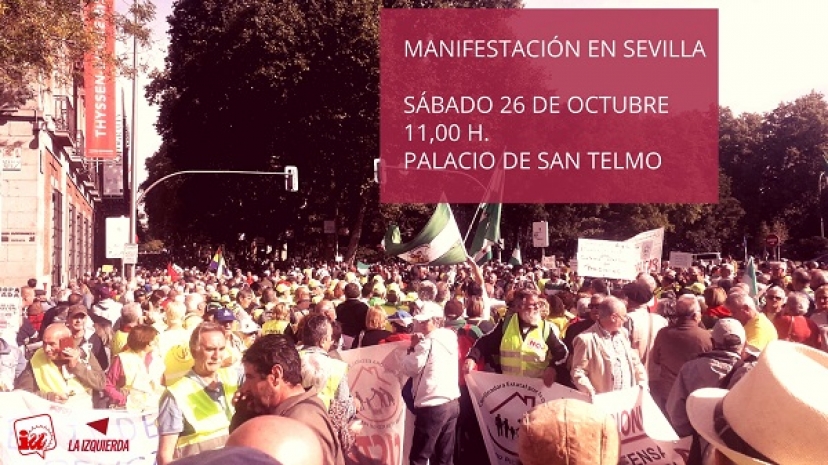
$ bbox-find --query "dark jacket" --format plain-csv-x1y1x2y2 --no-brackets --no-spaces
336,299,369,338
649,318,713,409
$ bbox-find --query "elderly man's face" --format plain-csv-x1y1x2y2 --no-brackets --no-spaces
518,295,542,326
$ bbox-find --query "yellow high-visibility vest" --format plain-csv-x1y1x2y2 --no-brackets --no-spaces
300,349,348,409
30,348,88,396
166,368,238,453
498,315,552,378
118,350,165,412
262,319,289,336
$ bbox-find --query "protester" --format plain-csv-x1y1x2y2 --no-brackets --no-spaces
103,324,164,411
688,340,828,465
15,323,106,407
233,334,344,465
157,322,240,464
352,306,391,349
570,296,647,396
724,291,778,353
648,295,713,412
336,283,369,348
401,302,460,465
465,289,568,386
773,291,820,347
622,281,667,369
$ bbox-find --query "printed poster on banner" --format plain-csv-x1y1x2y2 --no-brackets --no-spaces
625,228,665,275
592,386,692,465
466,371,588,465
0,287,22,340
576,238,637,280
340,342,409,465
0,390,158,464
541,255,555,269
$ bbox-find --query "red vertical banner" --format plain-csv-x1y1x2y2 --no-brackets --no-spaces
84,0,117,159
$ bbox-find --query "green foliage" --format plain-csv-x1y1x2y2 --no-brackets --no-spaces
0,0,155,105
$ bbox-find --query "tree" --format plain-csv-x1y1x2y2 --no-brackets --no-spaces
144,0,520,262
0,0,155,106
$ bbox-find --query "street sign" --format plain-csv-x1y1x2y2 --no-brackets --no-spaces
765,234,780,247
532,221,549,248
123,243,138,264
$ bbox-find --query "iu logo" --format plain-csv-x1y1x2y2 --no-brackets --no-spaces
14,414,57,459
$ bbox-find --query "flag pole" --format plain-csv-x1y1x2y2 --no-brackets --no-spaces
463,204,483,244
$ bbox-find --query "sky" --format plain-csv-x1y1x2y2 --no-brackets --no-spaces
119,0,828,187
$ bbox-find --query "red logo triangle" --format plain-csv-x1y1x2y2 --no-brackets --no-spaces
87,418,109,435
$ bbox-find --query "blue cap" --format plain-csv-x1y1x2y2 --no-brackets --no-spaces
215,307,237,322
388,310,413,326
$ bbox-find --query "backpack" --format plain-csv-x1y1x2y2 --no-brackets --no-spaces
454,323,483,386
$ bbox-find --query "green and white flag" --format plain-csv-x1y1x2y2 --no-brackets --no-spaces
384,204,468,265
509,243,522,266
470,203,502,265
745,256,758,298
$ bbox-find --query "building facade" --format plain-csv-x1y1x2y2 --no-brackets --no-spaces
0,78,102,289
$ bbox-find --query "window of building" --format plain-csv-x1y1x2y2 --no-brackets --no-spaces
51,190,63,287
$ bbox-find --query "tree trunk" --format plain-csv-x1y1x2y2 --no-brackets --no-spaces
344,192,367,265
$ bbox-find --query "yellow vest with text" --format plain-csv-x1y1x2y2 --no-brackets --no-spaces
262,319,289,336
30,348,89,396
299,349,348,410
166,368,238,451
498,315,552,378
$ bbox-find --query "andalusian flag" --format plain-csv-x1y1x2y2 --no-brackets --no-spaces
384,204,467,265
509,243,522,266
745,256,758,298
208,247,228,277
469,203,502,265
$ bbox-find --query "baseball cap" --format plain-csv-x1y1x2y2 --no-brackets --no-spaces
388,311,413,326
67,306,88,318
711,317,746,348
240,319,260,334
215,308,237,323
412,301,444,321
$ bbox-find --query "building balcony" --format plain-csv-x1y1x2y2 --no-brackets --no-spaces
53,95,76,146
68,130,84,163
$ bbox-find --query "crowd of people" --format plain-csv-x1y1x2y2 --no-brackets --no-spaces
1,255,828,465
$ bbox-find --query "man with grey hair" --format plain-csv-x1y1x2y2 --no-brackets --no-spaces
772,291,819,347
417,280,438,302
401,301,460,465
648,295,712,412
570,296,646,396
666,318,746,438
725,291,777,353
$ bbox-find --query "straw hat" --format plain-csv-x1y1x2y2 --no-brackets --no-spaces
519,398,619,465
688,340,828,464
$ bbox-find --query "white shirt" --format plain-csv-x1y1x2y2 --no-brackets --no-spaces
401,327,460,408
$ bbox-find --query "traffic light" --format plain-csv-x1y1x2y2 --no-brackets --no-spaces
284,165,298,192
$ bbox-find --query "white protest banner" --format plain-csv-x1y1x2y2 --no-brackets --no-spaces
541,255,555,269
626,228,665,275
466,371,588,465
669,252,694,270
0,390,158,464
592,386,691,465
577,238,637,280
340,342,409,465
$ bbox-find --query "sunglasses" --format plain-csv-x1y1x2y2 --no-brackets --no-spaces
767,296,784,301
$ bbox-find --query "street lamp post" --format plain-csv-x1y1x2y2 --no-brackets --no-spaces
820,171,826,238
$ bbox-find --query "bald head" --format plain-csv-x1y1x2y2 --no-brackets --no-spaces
227,416,324,465
43,323,71,340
